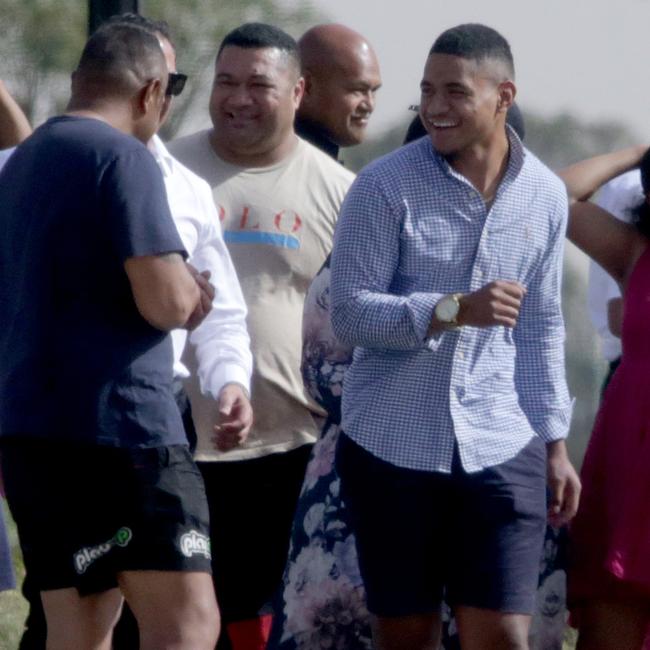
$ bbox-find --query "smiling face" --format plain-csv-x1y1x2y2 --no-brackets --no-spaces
419,53,513,162
300,44,381,147
209,45,304,166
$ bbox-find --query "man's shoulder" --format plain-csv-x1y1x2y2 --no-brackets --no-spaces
296,138,355,186
352,137,432,193
158,137,213,198
5,117,156,191
168,129,213,172
519,147,567,205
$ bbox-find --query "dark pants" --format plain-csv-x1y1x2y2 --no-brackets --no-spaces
18,387,197,650
336,433,547,617
199,444,313,650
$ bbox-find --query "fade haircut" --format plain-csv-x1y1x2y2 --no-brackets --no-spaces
75,22,167,95
430,24,515,79
104,12,175,50
217,22,300,74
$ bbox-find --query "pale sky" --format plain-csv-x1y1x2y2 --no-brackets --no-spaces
302,0,650,139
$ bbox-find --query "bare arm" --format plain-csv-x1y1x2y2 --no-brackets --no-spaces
558,147,649,286
125,253,200,331
567,202,644,286
0,80,31,148
560,145,647,202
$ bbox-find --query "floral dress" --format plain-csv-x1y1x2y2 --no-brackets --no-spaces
268,255,568,650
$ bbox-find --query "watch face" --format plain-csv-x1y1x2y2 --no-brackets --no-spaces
436,296,459,322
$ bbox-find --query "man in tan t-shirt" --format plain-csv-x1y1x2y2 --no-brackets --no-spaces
170,22,354,649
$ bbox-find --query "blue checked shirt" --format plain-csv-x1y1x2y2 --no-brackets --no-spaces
330,131,573,473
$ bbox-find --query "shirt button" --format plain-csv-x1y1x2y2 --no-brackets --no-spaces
476,269,483,278
455,386,465,399
458,350,465,360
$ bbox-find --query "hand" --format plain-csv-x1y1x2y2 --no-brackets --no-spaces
184,264,215,331
457,280,526,328
546,440,581,527
212,383,253,452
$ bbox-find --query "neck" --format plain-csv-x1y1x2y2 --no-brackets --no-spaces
294,116,339,160
209,130,299,168
446,129,510,202
65,100,132,137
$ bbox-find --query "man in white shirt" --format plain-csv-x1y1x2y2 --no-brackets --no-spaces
587,170,642,390
152,133,252,441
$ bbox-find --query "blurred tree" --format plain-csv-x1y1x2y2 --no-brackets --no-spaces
0,0,87,125
524,110,636,169
0,0,320,136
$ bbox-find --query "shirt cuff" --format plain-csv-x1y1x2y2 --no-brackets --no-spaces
533,398,575,442
408,291,443,344
200,363,251,401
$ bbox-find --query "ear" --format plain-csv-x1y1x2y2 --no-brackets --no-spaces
135,78,163,116
496,80,516,115
302,70,313,96
293,76,305,109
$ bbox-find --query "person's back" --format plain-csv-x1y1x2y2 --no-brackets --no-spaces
0,116,185,446
0,21,219,650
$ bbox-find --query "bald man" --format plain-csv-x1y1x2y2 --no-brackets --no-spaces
296,24,381,158
0,22,218,650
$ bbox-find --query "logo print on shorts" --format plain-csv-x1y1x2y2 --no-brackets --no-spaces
73,527,133,575
180,530,211,559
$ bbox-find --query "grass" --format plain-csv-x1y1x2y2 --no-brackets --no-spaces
0,502,27,650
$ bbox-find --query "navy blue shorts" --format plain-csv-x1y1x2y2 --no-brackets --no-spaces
1,438,212,595
335,433,547,617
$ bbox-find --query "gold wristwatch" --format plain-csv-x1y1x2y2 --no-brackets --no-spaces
434,293,464,326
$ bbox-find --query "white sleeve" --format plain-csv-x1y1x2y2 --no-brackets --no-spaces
188,189,252,398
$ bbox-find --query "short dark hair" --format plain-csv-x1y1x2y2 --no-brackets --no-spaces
217,22,300,70
76,22,166,93
104,12,175,50
430,23,514,78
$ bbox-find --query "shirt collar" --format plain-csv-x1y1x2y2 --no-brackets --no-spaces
294,117,340,161
428,124,526,192
149,134,174,178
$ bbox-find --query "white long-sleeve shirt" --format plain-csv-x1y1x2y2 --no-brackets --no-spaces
151,136,252,398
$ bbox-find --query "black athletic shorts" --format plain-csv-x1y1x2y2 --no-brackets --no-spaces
1,438,211,595
336,432,547,617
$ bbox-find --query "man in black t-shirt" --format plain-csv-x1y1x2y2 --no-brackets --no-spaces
0,23,218,650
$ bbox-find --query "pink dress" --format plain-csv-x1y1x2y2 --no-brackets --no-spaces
570,245,650,604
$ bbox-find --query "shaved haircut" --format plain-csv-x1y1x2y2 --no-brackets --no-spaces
430,23,515,80
75,22,167,96
217,22,300,77
298,24,367,75
104,12,175,49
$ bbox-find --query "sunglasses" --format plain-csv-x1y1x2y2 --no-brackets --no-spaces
166,72,188,97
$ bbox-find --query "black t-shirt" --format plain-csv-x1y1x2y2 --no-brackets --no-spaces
0,116,188,448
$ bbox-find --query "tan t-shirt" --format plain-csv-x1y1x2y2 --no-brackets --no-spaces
169,132,354,461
